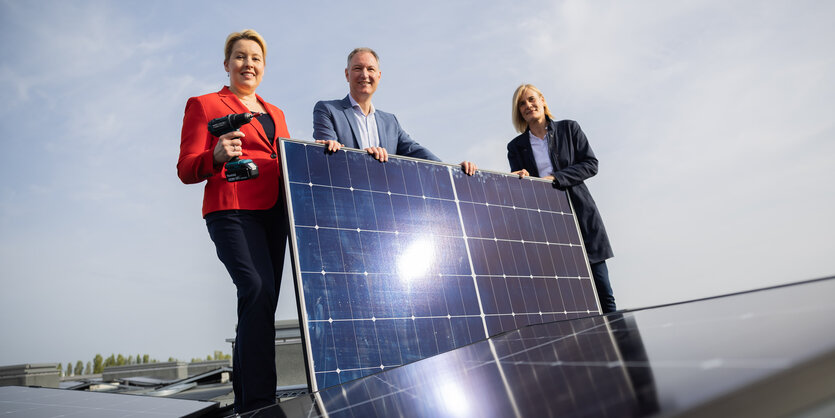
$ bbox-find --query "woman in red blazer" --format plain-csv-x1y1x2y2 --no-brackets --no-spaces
177,29,289,414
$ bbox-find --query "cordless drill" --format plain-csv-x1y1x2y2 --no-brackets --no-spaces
207,112,261,182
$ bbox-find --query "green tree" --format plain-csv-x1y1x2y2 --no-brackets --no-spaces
93,354,104,374
104,354,116,368
85,362,91,375
136,353,142,364
116,354,126,366
127,355,134,365
142,354,150,364
74,361,83,376
57,363,63,376
65,362,72,377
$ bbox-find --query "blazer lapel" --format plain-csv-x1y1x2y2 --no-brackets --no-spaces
218,87,245,115
339,96,361,149
217,87,271,147
251,93,271,145
374,112,396,154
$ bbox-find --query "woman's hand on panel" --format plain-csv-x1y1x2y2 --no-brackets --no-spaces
512,169,529,178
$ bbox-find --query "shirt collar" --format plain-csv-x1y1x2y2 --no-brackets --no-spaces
529,131,547,142
348,94,375,115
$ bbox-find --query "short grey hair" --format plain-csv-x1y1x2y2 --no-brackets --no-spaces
346,47,379,68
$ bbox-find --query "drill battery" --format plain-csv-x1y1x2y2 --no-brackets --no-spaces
207,112,261,182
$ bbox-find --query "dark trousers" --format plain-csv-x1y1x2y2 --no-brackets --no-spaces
590,261,616,313
205,203,288,413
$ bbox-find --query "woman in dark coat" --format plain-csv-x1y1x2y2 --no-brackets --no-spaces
507,84,616,312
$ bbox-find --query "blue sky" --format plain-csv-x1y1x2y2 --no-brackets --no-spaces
1,0,833,367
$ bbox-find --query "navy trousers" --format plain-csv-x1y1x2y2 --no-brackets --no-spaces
206,203,288,413
590,261,616,313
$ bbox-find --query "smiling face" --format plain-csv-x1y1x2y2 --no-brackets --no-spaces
345,51,380,101
517,88,547,125
224,39,264,96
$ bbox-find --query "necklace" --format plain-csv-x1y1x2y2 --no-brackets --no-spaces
238,95,264,113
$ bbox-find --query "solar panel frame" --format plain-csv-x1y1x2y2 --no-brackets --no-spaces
280,138,600,392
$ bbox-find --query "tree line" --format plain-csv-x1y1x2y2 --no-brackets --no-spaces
57,351,231,377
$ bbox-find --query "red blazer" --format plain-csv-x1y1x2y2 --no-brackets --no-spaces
178,86,290,217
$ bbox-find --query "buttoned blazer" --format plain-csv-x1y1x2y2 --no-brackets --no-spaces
312,95,440,161
507,119,613,263
178,86,290,217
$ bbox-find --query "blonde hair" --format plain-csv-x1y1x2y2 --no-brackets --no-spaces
224,29,267,63
511,84,555,133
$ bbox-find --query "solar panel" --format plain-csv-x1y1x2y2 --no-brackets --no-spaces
248,276,835,418
0,386,217,417
280,139,600,391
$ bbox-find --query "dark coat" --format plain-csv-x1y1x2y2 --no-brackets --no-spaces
507,119,613,263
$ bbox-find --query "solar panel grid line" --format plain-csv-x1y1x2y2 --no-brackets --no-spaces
487,338,524,418
318,345,515,418
559,183,602,311
290,147,438,386
280,139,600,391
309,321,630,418
291,193,469,277
308,321,632,418
457,173,595,334
307,313,485,323
500,318,634,415
447,166,492,340
317,376,411,418
497,322,582,413
455,173,594,279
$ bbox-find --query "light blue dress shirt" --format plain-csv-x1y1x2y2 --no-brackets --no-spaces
348,94,380,149
529,132,554,177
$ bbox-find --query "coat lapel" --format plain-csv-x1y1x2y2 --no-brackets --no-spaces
546,120,560,170
518,131,540,177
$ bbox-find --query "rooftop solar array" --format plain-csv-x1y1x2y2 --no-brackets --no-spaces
0,386,217,417
250,276,835,418
280,139,600,391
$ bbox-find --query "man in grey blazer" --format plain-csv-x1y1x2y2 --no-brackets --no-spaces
313,47,476,175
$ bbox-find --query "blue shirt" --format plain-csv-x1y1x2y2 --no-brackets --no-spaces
529,132,553,177
348,94,380,149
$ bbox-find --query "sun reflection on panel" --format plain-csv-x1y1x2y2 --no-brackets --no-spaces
397,237,435,281
438,380,471,417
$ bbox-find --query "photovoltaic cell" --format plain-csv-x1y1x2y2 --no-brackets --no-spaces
0,386,217,417
280,139,599,391
253,276,835,418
